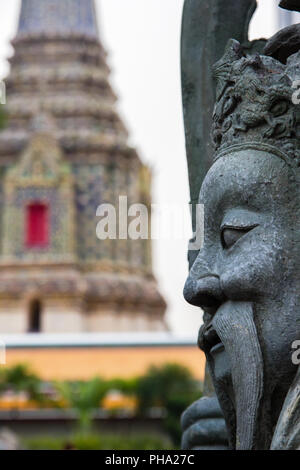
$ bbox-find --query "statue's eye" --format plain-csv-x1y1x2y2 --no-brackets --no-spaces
221,227,254,249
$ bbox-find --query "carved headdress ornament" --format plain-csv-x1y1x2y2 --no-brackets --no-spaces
212,39,300,167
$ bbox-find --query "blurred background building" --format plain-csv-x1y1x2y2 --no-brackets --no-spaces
0,0,167,335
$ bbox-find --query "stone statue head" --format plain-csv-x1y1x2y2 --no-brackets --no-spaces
184,40,300,449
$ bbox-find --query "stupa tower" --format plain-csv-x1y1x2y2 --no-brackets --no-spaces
0,0,166,333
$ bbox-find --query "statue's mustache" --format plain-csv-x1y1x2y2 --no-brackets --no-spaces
211,301,264,450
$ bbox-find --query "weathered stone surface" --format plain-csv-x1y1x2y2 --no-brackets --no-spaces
182,0,300,450
280,0,300,13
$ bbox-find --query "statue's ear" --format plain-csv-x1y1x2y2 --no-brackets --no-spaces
279,0,300,13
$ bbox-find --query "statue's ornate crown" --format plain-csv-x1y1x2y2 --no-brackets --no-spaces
212,39,300,166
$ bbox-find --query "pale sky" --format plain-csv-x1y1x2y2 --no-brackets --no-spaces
0,1,297,335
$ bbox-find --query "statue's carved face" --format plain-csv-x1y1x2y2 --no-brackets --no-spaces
184,149,300,449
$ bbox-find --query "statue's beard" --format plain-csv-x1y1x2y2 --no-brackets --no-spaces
204,301,264,450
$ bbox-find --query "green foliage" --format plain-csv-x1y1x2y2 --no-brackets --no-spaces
136,364,202,446
24,432,173,450
24,436,63,451
136,363,200,410
55,378,107,432
104,377,139,396
0,364,44,403
0,108,7,130
0,362,202,446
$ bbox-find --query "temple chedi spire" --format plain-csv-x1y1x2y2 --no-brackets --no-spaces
18,0,99,39
0,0,166,333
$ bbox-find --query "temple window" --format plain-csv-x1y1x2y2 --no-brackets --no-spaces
28,299,42,333
25,202,49,248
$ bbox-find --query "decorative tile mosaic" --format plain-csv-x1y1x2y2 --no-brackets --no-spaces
73,163,103,261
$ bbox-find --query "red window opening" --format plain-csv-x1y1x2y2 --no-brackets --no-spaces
26,202,49,248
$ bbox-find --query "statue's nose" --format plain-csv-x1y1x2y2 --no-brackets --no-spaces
183,274,225,312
